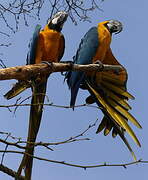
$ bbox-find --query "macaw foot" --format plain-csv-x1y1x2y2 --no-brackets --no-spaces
60,61,74,76
42,61,53,67
94,60,104,70
41,61,53,76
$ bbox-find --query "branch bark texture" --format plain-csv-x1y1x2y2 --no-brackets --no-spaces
0,62,123,81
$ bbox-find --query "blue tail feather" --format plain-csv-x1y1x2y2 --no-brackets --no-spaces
70,73,85,108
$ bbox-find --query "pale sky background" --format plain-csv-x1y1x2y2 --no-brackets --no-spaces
0,0,147,179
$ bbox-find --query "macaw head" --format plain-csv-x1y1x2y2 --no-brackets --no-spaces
48,11,68,32
106,20,123,34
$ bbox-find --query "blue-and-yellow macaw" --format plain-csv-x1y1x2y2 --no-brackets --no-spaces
65,20,142,160
4,11,68,179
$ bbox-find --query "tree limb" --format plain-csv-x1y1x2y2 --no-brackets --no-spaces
0,62,123,81
0,164,25,180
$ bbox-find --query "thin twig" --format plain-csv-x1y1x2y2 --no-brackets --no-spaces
0,119,96,151
1,133,10,164
0,150,145,169
0,131,22,140
0,59,7,68
0,0,102,34
0,102,86,109
0,102,101,111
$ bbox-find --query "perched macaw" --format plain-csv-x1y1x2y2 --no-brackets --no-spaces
4,11,68,179
65,20,142,160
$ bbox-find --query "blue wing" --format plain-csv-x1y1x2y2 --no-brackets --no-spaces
26,24,42,65
66,27,99,107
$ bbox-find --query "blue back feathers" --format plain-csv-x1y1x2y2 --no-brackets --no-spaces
26,24,42,65
66,27,99,107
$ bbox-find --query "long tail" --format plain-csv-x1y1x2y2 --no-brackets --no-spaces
17,79,47,179
85,72,142,160
4,80,31,100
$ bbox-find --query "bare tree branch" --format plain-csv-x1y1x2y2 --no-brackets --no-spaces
0,119,97,179
48,0,102,24
0,164,25,180
0,150,146,170
0,136,89,151
0,0,44,32
0,0,103,33
0,131,22,140
1,133,10,165
0,119,96,152
0,102,93,109
0,62,123,81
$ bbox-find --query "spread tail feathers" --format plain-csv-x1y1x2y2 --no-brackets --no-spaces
85,73,141,160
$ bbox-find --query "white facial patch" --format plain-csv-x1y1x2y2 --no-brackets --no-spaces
107,23,112,30
52,18,58,25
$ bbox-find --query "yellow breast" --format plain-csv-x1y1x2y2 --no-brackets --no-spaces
93,22,111,63
35,25,62,63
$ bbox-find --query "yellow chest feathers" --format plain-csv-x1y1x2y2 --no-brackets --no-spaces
93,24,111,63
39,27,62,62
